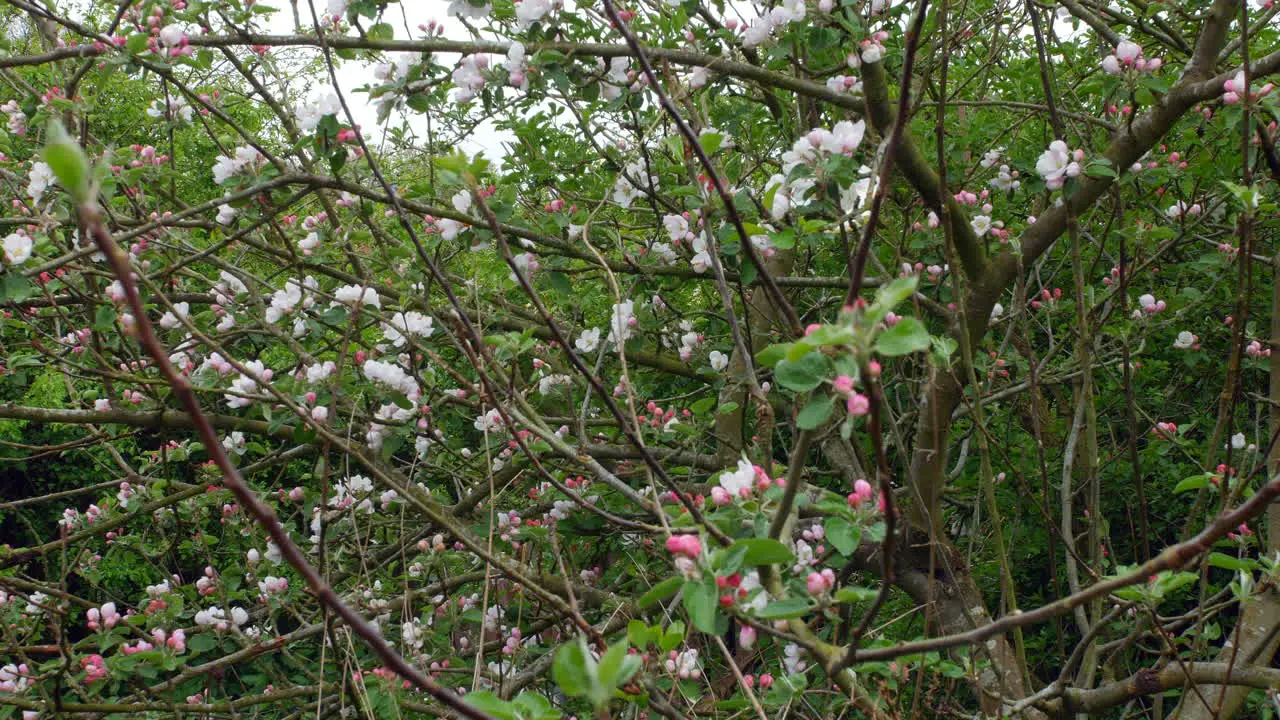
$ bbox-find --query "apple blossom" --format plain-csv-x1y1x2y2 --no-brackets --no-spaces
1036,140,1082,190
2,233,33,265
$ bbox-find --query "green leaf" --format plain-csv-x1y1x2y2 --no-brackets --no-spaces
1153,571,1198,596
715,542,748,575
663,134,684,158
93,305,116,331
797,394,835,429
552,636,594,698
367,22,395,41
874,274,918,313
875,317,931,356
802,325,856,347
756,598,810,619
833,585,878,603
736,538,795,566
627,619,652,647
864,521,886,544
785,342,817,363
690,397,717,416
406,92,433,113
613,654,642,689
659,621,685,652
126,33,150,53
698,131,723,155
825,517,860,556
464,692,518,720
187,633,217,652
42,122,92,204
930,336,958,365
775,352,832,392
1141,75,1170,94
546,271,572,295
683,576,720,633
771,228,796,250
595,642,641,699
1173,474,1213,494
329,148,347,174
1208,553,1257,572
511,692,560,720
0,275,34,302
755,343,793,368
596,641,631,692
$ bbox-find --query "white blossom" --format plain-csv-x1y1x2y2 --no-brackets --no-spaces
363,359,420,399
295,90,341,134
212,146,265,185
451,55,489,103
225,360,271,409
27,161,53,203
159,24,185,47
989,164,1020,192
474,408,504,433
2,233,33,265
606,300,636,347
383,311,435,346
576,327,601,354
783,643,808,674
719,459,755,497
515,0,555,28
1036,140,1081,190
222,431,246,456
448,0,492,19
612,161,654,208
333,284,381,309
375,54,417,84
538,373,572,395
971,215,993,237
159,302,189,330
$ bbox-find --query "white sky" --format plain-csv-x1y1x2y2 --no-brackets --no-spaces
54,0,514,162
61,0,1111,168
265,1,515,165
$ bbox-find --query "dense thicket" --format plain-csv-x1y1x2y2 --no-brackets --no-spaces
0,1,1278,719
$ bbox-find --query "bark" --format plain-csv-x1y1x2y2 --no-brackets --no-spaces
1164,591,1280,720
872,4,1249,716
872,534,1047,719
1058,663,1280,716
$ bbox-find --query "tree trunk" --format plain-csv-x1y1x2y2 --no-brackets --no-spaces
1165,254,1280,720
713,253,795,465
888,534,1047,719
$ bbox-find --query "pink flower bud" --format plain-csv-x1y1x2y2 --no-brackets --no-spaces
666,534,701,557
806,572,828,595
711,487,731,506
847,393,870,416
854,478,873,498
